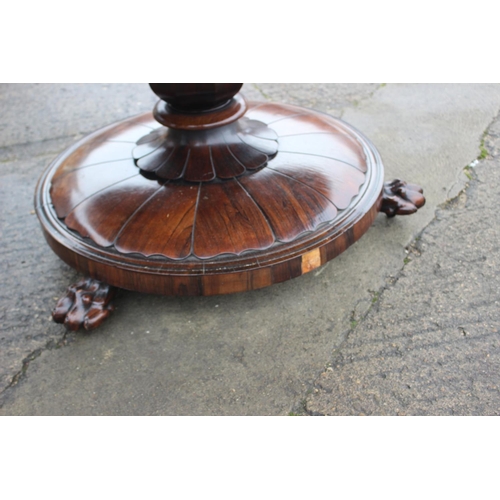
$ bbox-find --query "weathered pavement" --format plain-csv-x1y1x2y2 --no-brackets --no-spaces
1,84,500,415
306,113,500,415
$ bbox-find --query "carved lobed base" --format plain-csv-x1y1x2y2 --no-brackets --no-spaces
37,92,425,331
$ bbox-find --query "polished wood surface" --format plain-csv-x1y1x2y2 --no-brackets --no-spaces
133,116,278,181
36,99,386,296
149,84,242,112
52,278,115,331
151,84,248,130
381,179,425,216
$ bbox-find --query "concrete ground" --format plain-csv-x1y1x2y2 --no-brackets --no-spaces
1,83,500,415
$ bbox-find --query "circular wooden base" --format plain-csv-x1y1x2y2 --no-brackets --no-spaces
36,101,385,296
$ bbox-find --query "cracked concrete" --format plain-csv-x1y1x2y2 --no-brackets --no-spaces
1,83,500,415
306,111,500,415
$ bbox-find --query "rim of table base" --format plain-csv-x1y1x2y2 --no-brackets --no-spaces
35,107,384,296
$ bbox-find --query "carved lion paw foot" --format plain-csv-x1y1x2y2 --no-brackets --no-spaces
53,278,116,331
381,179,425,217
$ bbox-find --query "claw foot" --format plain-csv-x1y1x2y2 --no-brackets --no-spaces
381,179,425,217
53,278,116,331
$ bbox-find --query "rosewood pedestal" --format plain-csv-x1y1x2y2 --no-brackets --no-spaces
35,84,425,331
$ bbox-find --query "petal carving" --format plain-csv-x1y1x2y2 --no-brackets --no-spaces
114,183,199,259
64,175,162,247
268,152,365,210
210,145,246,179
57,141,135,176
183,147,215,183
154,147,190,180
50,159,139,218
193,181,275,258
133,118,278,181
244,102,303,124
240,169,338,242
278,134,367,172
49,104,372,263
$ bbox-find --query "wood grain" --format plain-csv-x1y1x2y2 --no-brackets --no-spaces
134,118,278,182
37,99,386,296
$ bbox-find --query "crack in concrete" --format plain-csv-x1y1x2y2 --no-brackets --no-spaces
338,82,387,119
251,84,271,101
5,85,500,416
299,107,500,416
446,109,500,200
0,330,72,407
0,133,81,154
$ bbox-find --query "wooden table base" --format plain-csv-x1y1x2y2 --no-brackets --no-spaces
35,85,425,330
